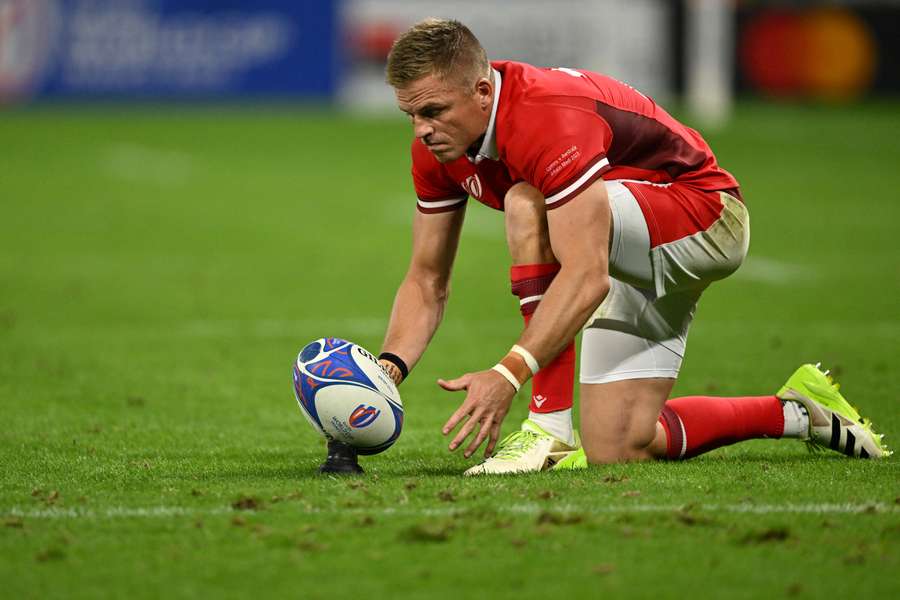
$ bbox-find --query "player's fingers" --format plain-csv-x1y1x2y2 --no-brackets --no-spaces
441,399,474,435
449,409,482,452
464,417,493,458
485,421,502,457
437,373,471,392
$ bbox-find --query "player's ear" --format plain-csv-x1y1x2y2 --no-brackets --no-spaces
475,77,492,110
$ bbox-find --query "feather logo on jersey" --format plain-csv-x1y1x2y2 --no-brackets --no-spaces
461,174,482,199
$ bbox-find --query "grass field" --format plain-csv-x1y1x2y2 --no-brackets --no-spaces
1,101,899,599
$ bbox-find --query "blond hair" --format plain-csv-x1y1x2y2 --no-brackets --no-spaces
386,18,490,89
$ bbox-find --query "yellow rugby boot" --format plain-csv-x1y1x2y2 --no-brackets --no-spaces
777,363,890,458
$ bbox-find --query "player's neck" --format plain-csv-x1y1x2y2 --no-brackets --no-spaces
465,134,486,160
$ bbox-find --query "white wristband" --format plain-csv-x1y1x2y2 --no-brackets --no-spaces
511,344,539,375
491,364,521,392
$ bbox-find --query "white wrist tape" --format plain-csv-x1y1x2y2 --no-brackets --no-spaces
511,344,540,375
491,364,521,392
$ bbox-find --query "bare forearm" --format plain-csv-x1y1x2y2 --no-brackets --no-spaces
381,273,448,372
518,265,608,366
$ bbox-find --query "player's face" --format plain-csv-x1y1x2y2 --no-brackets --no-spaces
395,72,492,163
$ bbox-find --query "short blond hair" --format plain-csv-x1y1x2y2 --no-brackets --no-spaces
386,18,490,89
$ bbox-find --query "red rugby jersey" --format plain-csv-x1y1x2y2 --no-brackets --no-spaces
412,60,739,214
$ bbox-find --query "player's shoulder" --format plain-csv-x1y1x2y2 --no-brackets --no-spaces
493,61,609,157
495,60,648,113
494,61,605,124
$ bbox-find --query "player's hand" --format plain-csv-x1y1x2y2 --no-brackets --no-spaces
438,369,516,458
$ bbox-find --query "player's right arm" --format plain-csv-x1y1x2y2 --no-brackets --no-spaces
379,205,466,385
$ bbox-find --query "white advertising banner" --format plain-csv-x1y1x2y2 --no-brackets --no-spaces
341,0,672,110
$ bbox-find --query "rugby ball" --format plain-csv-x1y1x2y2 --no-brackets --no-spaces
292,337,403,455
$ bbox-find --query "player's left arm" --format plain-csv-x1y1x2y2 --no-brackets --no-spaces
440,180,611,458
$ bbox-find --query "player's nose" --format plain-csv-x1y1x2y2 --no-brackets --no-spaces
413,116,434,140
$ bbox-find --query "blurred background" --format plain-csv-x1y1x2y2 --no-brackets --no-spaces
2,0,898,119
2,0,898,418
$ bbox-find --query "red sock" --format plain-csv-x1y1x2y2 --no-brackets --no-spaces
510,263,575,414
658,396,785,459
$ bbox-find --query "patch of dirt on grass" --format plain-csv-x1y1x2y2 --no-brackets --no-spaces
401,521,454,543
536,511,583,526
231,495,262,511
35,547,66,562
602,474,629,484
738,526,791,544
786,583,803,596
674,506,716,527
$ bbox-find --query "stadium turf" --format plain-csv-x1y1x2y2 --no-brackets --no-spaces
1,101,898,598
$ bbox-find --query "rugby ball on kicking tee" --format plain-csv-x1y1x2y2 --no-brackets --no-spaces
292,337,403,455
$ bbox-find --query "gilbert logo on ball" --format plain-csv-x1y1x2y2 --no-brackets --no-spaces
292,338,403,455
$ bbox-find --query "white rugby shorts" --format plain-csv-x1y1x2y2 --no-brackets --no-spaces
580,180,750,384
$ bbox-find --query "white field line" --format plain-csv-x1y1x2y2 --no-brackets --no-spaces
734,256,820,285
102,142,194,187
4,502,895,521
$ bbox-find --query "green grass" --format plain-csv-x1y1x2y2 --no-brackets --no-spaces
1,101,899,599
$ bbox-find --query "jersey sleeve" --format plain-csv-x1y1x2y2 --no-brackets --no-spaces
410,140,468,214
505,97,612,209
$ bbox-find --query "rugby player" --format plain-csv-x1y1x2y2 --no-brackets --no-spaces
374,18,889,474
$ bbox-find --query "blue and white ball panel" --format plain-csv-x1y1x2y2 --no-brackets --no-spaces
312,385,403,455
292,337,403,455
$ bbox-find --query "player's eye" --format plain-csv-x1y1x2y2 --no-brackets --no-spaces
421,106,444,118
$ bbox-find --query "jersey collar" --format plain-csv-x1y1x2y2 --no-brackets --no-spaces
468,68,502,164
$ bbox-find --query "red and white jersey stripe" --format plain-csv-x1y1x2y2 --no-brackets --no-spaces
410,60,739,214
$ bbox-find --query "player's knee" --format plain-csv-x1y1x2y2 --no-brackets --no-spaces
504,183,554,263
583,441,653,465
582,424,657,464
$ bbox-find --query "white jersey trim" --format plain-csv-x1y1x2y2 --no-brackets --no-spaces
417,196,467,210
545,157,610,206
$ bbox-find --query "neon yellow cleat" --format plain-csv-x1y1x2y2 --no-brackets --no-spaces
463,419,583,476
777,363,891,458
552,446,587,470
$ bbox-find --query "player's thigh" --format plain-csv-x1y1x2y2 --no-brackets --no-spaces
604,180,654,288
503,182,555,264
578,279,697,462
619,181,750,297
580,376,674,463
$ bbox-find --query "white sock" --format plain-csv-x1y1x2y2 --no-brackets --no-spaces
781,400,810,438
528,409,575,446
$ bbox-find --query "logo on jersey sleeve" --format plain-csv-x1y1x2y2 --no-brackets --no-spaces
461,174,482,199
